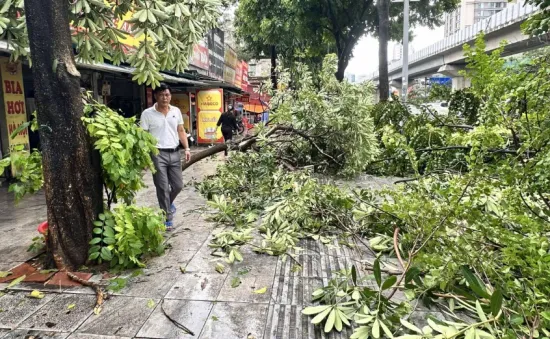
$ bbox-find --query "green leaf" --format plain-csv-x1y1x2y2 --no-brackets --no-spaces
253,287,267,294
372,318,380,338
400,318,422,334
351,265,357,286
381,275,397,291
29,290,45,299
490,289,503,316
0,271,12,278
230,277,241,288
373,259,381,287
215,263,225,274
311,307,331,324
7,275,26,289
147,299,155,309
324,308,336,333
380,320,394,338
461,266,490,298
475,300,488,322
302,305,330,315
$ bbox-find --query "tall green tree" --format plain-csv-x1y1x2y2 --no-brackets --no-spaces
236,0,457,83
0,0,220,270
234,0,334,87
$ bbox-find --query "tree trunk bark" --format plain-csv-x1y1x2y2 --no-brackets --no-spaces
377,0,390,102
270,45,278,90
335,56,348,82
25,0,104,270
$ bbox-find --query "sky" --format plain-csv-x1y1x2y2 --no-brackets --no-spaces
347,25,444,76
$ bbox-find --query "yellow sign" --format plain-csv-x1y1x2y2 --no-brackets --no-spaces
1,57,29,149
172,93,190,132
197,89,223,112
197,111,223,144
113,10,143,48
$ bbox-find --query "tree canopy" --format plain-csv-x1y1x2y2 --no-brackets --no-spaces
0,0,221,87
235,0,458,81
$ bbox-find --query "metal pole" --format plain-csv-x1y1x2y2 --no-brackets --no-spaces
401,0,409,102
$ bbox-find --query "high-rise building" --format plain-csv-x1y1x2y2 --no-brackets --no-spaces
444,0,516,37
390,44,415,62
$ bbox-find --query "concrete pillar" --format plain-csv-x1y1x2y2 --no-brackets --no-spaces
437,64,470,91
451,77,471,91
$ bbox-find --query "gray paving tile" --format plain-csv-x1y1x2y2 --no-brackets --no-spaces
166,229,212,252
77,296,157,337
270,276,325,306
145,250,195,271
217,274,274,304
67,334,131,339
0,241,34,263
199,302,268,339
136,300,213,339
1,329,69,339
0,263,22,272
265,303,354,339
18,294,95,332
183,245,223,274
0,291,55,329
114,269,180,299
165,273,226,301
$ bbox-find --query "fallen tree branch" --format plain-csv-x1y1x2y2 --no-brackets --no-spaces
160,299,195,336
393,228,405,269
67,272,107,314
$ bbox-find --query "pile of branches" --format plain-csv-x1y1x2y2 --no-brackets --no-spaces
184,55,379,178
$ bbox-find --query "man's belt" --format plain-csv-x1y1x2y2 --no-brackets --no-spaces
158,147,179,153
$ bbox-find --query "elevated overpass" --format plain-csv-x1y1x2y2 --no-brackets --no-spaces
367,1,544,90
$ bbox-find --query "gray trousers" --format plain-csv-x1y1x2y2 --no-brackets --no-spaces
151,150,184,221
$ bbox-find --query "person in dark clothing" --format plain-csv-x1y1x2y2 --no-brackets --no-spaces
217,105,239,157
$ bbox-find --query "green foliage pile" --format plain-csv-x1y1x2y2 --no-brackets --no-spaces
89,206,165,268
83,102,158,207
268,55,379,177
202,35,550,337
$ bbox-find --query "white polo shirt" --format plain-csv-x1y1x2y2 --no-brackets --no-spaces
140,104,184,149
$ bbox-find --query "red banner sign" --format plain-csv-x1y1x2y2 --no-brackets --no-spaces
241,61,249,91
190,43,209,70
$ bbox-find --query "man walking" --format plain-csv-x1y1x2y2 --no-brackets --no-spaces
140,83,191,231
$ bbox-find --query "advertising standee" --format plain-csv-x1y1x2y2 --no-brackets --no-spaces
196,89,224,144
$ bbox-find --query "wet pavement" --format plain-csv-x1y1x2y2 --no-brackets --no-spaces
0,151,416,339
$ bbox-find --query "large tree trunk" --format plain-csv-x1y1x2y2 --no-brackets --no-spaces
377,0,390,102
25,0,103,270
270,45,278,90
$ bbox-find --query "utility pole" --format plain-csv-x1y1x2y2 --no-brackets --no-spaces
392,0,419,103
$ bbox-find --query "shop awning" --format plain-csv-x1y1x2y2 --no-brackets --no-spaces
243,103,266,114
78,62,208,87
0,40,208,87
201,80,244,94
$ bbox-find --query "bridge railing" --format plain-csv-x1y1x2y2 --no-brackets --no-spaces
369,0,538,80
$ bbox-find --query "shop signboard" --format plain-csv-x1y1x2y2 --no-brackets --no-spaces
223,66,235,85
190,42,209,71
172,93,191,132
207,29,224,80
224,45,238,69
234,62,242,89
241,61,249,91
1,58,29,150
196,89,224,144
1,57,29,174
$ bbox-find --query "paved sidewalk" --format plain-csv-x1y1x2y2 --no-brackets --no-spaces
0,153,393,339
